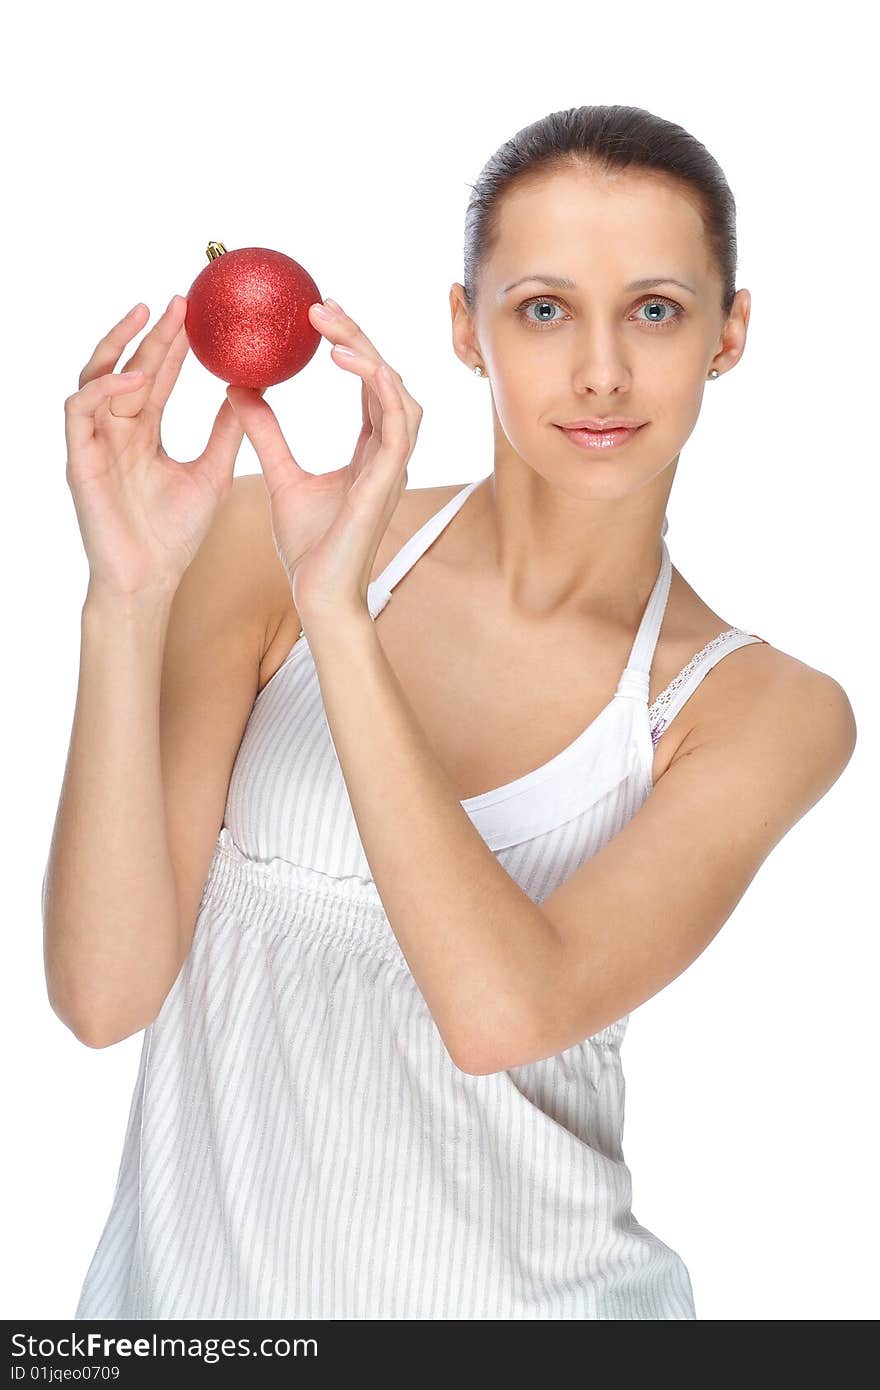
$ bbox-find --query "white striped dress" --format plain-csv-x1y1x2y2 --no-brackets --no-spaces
74,476,766,1320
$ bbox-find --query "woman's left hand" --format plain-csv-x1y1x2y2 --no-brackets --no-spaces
225,300,423,625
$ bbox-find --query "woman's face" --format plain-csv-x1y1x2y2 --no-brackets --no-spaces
452,167,749,500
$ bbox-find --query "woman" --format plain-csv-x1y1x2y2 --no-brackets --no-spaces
47,104,856,1320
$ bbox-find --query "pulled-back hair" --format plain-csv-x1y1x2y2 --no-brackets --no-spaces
463,105,737,318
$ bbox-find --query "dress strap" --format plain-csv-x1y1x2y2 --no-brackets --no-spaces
368,478,484,619
614,534,673,703
649,628,767,747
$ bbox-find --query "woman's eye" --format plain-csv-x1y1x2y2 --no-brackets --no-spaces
516,298,566,328
515,295,684,331
633,299,683,328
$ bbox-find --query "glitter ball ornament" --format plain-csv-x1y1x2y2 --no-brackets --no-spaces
184,241,323,390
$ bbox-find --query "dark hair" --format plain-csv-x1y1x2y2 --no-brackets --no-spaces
463,104,737,319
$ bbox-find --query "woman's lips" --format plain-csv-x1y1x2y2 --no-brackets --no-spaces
556,423,646,450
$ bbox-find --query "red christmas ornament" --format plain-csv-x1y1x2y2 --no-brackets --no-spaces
184,241,323,390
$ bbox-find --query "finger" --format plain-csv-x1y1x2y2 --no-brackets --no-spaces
346,367,411,518
225,386,304,494
331,347,420,441
111,296,189,419
64,370,148,454
309,300,383,359
147,320,191,418
325,314,421,419
352,366,409,499
78,302,149,390
189,397,253,495
374,365,410,457
311,301,421,406
359,372,371,437
329,347,382,436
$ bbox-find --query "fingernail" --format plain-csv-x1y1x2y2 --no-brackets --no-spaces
324,298,343,314
166,295,179,313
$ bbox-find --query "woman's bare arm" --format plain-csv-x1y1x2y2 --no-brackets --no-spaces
42,474,285,1047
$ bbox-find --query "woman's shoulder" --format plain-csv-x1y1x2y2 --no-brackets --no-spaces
639,556,856,783
667,614,856,789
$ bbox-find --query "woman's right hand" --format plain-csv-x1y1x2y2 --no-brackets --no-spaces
65,295,253,602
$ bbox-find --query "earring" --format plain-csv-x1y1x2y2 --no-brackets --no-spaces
708,368,719,379
474,365,485,376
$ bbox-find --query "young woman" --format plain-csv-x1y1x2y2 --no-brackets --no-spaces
47,104,856,1320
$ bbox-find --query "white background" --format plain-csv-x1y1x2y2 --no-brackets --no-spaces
3,0,876,1322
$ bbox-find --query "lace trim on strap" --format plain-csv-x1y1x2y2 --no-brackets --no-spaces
648,627,763,748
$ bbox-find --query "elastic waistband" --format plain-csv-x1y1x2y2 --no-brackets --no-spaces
201,830,410,970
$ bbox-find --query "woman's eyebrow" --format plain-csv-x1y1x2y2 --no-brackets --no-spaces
499,274,697,297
